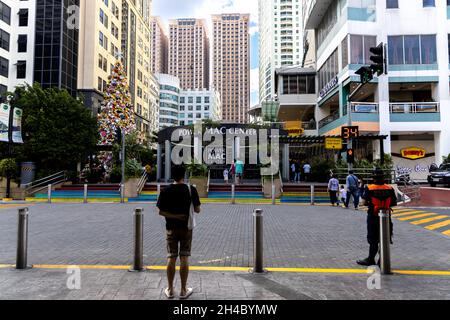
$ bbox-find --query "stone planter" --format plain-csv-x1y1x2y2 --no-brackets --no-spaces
189,177,208,198
0,178,23,199
124,178,140,198
262,176,282,199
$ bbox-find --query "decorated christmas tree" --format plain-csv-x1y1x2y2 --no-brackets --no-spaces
98,60,135,145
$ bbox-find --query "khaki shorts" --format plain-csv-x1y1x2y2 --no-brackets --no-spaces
166,229,193,258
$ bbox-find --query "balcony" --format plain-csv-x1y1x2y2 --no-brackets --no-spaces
390,102,441,122
318,112,339,129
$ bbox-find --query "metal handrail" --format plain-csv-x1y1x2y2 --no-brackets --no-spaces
206,169,211,193
350,102,379,113
390,102,440,114
136,170,148,195
24,171,67,196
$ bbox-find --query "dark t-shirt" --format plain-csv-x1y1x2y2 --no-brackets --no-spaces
157,184,201,230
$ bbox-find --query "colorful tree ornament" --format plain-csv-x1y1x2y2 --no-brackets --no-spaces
98,60,135,146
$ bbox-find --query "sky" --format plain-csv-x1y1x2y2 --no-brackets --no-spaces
152,0,260,107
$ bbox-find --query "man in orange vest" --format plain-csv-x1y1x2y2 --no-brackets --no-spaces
357,168,397,266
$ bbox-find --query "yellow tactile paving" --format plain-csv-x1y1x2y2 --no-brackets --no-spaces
398,213,437,221
425,220,450,231
411,216,449,225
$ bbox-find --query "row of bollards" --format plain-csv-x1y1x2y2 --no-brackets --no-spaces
13,206,393,275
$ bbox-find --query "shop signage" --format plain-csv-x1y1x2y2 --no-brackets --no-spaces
325,137,343,150
319,77,338,99
283,121,304,137
401,147,426,160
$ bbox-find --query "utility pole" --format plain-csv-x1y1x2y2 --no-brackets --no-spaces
121,128,126,193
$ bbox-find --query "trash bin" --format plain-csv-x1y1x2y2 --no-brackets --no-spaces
20,162,36,188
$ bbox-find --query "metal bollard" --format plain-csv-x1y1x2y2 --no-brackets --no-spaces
379,210,392,275
271,184,276,205
251,209,266,274
231,184,236,204
47,184,52,204
129,208,145,272
120,184,125,204
83,184,88,204
310,185,315,205
16,208,30,270
157,184,161,200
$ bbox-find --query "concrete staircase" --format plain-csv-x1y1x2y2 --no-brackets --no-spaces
26,184,122,203
280,184,329,204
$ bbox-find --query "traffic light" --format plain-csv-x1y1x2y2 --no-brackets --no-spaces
355,66,373,85
347,148,355,164
369,43,386,76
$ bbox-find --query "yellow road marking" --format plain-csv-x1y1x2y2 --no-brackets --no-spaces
411,216,449,225
393,211,424,217
442,229,450,236
398,213,436,221
393,208,417,213
426,220,450,231
0,204,31,210
1,264,450,276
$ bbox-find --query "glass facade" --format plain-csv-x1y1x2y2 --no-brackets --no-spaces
34,0,79,97
388,34,437,65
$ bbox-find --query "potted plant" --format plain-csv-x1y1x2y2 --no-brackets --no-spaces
186,162,209,198
124,159,143,198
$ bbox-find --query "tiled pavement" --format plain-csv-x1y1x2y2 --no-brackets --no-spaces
1,203,450,300
1,204,450,270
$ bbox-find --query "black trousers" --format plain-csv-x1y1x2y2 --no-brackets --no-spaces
329,191,338,205
367,214,394,261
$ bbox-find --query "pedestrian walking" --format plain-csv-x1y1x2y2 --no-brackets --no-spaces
223,168,229,184
294,161,301,183
357,168,397,266
157,165,201,300
235,159,244,185
339,185,347,207
303,162,312,182
229,161,236,184
327,175,340,206
345,170,360,209
290,161,296,182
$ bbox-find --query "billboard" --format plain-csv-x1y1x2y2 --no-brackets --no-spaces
0,103,10,142
12,108,23,144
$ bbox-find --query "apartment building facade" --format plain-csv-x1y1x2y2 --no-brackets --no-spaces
168,19,209,90
304,0,450,181
179,89,222,125
0,0,36,99
212,14,250,123
150,16,168,74
259,0,304,105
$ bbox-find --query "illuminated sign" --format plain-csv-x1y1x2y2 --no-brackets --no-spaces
341,126,360,139
284,121,305,137
401,147,426,160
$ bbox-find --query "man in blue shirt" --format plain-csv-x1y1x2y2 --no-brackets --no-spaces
345,170,360,209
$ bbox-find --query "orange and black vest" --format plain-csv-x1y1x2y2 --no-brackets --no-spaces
367,184,395,215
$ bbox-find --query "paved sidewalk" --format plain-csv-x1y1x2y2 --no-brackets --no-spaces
1,267,450,300
1,204,450,271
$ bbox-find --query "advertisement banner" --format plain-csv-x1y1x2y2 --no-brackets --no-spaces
0,103,10,142
12,107,23,144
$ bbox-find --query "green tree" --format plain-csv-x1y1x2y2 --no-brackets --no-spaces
11,84,98,173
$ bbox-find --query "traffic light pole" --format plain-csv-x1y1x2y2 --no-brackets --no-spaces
346,83,366,171
5,95,14,199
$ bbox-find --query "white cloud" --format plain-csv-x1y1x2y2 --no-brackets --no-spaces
250,67,259,94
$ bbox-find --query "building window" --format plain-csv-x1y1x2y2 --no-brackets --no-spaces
18,34,27,52
16,60,26,79
0,28,9,51
386,0,398,8
423,0,435,7
0,1,11,25
18,9,28,27
0,56,8,77
350,35,377,65
388,34,437,65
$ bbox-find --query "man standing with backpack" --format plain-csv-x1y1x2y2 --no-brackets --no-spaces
157,166,201,300
345,170,360,210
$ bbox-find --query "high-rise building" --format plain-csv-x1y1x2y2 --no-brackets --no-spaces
78,0,157,141
150,16,168,74
148,73,160,134
259,0,304,105
34,0,79,97
304,0,450,181
156,73,180,129
168,19,209,90
0,0,36,100
179,89,222,125
212,14,250,123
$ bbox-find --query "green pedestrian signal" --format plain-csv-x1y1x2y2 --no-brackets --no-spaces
355,66,373,85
